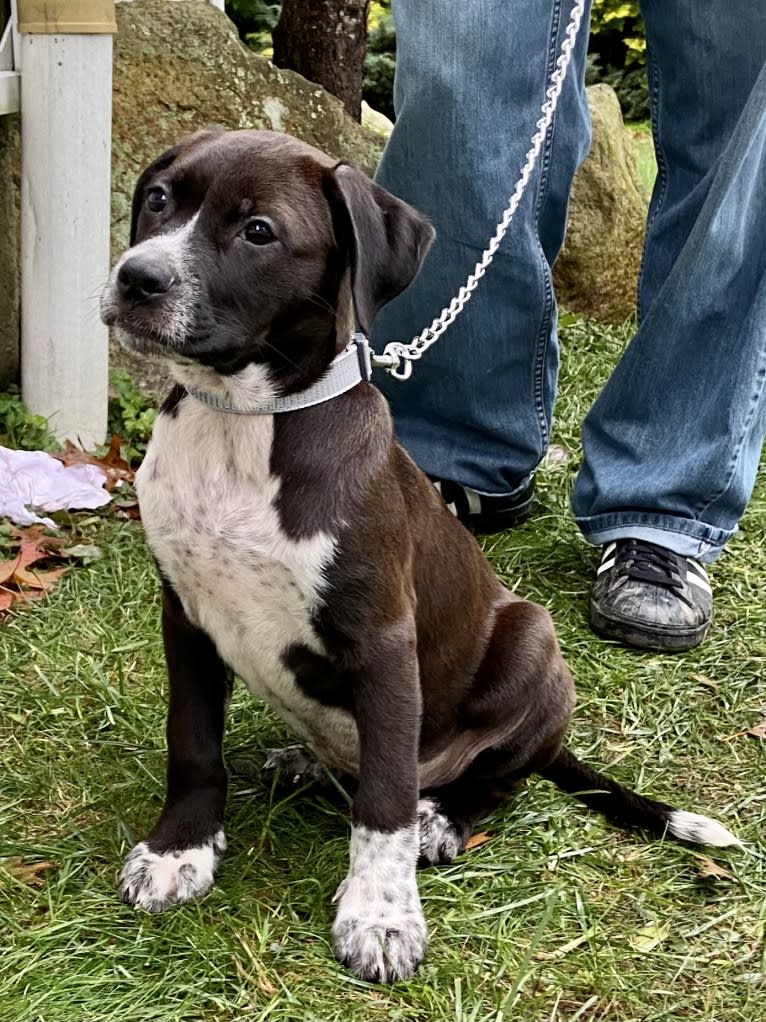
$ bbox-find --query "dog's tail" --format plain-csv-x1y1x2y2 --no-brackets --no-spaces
539,746,741,847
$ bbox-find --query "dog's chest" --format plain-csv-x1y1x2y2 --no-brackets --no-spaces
136,400,359,772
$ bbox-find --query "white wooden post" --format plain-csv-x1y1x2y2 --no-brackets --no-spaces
19,0,116,448
0,0,20,115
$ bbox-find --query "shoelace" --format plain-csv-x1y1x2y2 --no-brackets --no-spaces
613,539,691,600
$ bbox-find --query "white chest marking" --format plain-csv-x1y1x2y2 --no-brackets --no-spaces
136,370,360,773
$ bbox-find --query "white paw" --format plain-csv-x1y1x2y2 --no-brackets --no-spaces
417,797,463,865
332,823,426,983
119,830,226,912
332,877,426,983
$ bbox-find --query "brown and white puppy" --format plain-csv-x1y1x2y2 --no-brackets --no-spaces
101,128,739,984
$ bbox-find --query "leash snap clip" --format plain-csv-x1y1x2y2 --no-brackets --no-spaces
369,341,413,380
352,332,375,381
387,347,413,380
353,331,411,382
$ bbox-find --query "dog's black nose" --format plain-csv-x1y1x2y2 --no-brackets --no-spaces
117,255,175,302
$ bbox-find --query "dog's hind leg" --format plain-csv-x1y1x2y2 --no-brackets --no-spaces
119,583,230,912
418,601,739,857
418,600,575,866
417,739,563,866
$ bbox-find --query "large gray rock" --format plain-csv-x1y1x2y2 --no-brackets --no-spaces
553,84,649,324
112,0,383,256
111,0,385,392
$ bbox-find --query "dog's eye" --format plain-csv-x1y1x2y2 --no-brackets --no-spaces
243,219,275,245
146,188,168,213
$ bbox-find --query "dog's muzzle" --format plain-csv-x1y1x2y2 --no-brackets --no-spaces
116,254,176,305
101,228,199,351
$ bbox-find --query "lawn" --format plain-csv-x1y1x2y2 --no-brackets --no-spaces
1,318,764,1022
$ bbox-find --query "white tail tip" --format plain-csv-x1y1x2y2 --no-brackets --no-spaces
667,810,743,848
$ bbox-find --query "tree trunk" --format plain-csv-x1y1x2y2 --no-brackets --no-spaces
272,0,370,122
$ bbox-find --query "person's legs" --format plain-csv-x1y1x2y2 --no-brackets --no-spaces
573,2,766,648
373,0,592,504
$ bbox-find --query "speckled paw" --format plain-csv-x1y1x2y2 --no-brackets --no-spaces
417,797,464,866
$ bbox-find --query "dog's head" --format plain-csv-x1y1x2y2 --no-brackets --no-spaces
101,128,434,393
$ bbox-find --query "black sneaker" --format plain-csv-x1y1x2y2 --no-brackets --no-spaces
432,476,535,533
590,538,712,652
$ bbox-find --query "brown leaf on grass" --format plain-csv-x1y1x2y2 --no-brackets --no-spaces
690,672,719,689
464,831,491,851
50,435,134,491
0,543,54,586
113,497,141,521
235,934,278,996
10,525,68,555
695,855,737,882
721,716,766,741
2,857,58,886
628,921,670,952
13,564,70,591
0,528,72,615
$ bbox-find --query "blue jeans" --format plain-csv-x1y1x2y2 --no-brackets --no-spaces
374,0,766,561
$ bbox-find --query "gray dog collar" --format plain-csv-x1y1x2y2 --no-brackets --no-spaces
184,333,375,415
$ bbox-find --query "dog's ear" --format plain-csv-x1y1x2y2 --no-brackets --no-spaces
325,164,435,334
129,126,226,245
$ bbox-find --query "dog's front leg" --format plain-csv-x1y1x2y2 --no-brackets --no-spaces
120,584,229,912
332,621,425,983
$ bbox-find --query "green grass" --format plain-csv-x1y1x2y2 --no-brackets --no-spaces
1,319,764,1022
626,120,657,200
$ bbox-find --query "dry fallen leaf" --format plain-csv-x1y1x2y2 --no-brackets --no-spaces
0,526,74,614
464,831,491,851
695,855,737,882
2,857,58,886
690,672,719,689
13,564,70,591
50,435,134,492
235,934,278,996
544,444,571,467
628,921,670,953
10,524,67,553
747,719,766,740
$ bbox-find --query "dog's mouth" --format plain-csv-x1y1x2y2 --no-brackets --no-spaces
100,286,199,362
102,312,175,355
116,326,185,359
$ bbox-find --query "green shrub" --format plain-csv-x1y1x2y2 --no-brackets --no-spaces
225,0,279,55
0,389,57,452
589,0,649,122
364,5,395,120
107,371,157,464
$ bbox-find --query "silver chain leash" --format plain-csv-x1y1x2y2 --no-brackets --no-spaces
372,0,587,380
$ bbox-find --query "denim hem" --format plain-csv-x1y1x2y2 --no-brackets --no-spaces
469,474,534,499
574,512,735,563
